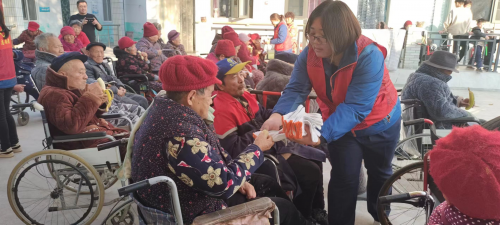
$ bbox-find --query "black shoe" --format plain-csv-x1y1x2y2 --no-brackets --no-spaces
304,217,318,225
312,208,328,225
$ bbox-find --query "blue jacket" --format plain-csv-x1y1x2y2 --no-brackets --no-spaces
273,44,401,143
270,23,288,45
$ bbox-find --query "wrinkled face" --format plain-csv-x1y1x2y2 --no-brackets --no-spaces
189,85,214,120
125,44,138,56
72,25,82,36
89,46,104,64
271,19,280,27
172,36,181,46
63,34,75,44
285,17,293,25
219,71,246,97
78,2,87,15
148,35,159,43
45,36,65,56
60,60,88,90
308,18,332,59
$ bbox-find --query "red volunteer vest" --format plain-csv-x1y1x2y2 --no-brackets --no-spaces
307,35,397,131
274,21,293,52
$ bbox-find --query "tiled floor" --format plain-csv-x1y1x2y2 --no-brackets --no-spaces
2,89,499,224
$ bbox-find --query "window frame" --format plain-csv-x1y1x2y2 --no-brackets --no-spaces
284,0,309,19
21,0,38,21
103,0,113,22
212,0,253,19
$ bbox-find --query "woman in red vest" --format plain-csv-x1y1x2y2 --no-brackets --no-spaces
262,2,401,224
267,13,293,53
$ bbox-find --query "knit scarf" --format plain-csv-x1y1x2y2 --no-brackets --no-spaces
60,37,84,52
416,64,452,83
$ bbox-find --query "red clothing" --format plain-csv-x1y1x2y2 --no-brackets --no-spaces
306,35,397,130
60,37,84,52
14,29,43,51
237,44,256,65
429,201,500,225
273,21,292,52
287,23,298,53
58,32,90,47
0,27,15,82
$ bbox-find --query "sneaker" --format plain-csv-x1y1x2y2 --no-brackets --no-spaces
467,65,476,69
477,67,484,72
0,148,14,158
12,143,22,153
312,208,328,225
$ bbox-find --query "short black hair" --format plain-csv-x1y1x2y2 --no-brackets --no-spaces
77,0,87,6
166,88,206,103
477,18,486,24
455,0,465,3
465,0,472,5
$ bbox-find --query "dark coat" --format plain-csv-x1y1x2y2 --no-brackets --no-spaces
163,41,187,58
85,58,124,94
131,95,264,224
113,46,156,81
255,59,294,109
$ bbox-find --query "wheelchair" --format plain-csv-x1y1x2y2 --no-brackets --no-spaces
7,102,134,225
104,57,157,103
10,50,38,126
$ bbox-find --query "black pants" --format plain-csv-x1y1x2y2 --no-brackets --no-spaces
0,87,19,152
453,35,469,62
287,154,325,218
226,173,307,225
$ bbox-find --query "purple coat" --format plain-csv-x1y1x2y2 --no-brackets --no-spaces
136,37,167,72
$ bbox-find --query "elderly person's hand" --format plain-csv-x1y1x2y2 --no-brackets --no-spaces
460,98,474,108
88,82,108,105
117,87,126,97
140,52,148,59
238,182,257,200
13,84,25,93
253,130,274,151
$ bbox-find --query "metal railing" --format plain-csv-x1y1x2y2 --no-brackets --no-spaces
210,25,304,58
97,24,121,47
423,32,500,72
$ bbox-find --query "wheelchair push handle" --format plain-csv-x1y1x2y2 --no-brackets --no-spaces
118,180,150,196
403,118,434,127
379,191,428,204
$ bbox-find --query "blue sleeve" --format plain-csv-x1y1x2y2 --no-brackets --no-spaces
273,47,312,115
270,24,288,45
321,44,385,142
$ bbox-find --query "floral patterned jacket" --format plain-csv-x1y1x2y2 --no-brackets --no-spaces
131,95,264,224
113,46,157,81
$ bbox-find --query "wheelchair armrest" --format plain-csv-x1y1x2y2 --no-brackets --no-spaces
264,154,279,165
98,113,124,119
53,132,107,141
436,117,481,124
11,103,32,109
192,197,275,225
120,74,149,81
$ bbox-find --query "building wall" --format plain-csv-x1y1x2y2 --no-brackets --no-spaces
124,0,147,41
37,0,64,35
387,0,451,31
2,0,28,39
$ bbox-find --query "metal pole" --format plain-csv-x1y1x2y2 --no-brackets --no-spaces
108,26,111,47
494,37,500,72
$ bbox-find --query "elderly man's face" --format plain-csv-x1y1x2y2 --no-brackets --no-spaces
72,25,82,36
42,36,64,56
218,71,245,98
188,85,214,120
88,46,105,64
59,60,88,90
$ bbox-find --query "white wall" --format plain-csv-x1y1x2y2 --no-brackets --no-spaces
124,0,146,40
37,0,64,35
387,0,450,31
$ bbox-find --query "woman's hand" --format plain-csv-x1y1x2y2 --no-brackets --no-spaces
287,124,321,147
254,130,274,151
238,182,256,200
261,113,282,131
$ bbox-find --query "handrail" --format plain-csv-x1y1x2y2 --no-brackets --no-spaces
97,24,121,47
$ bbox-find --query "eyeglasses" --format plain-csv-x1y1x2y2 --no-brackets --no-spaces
308,34,327,44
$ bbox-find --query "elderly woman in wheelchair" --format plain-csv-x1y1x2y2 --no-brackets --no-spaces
128,56,312,225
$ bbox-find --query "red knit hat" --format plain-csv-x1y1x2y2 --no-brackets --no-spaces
118,36,137,50
159,55,222,92
404,20,413,28
221,26,235,36
60,26,75,37
250,33,261,41
143,22,159,37
215,40,236,57
28,21,40,31
223,31,242,47
430,126,500,220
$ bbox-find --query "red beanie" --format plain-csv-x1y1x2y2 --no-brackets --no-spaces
159,55,222,92
223,31,242,47
143,22,159,37
221,26,235,36
250,33,261,41
28,21,40,31
215,40,236,57
404,20,413,28
430,126,500,220
60,26,75,37
118,36,137,50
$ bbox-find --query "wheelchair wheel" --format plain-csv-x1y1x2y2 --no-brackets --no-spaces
17,111,29,126
103,199,137,225
377,162,444,225
392,134,433,172
8,150,105,225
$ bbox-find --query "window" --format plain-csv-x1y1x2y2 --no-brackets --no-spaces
285,0,308,18
103,0,112,21
21,0,37,21
213,0,253,19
